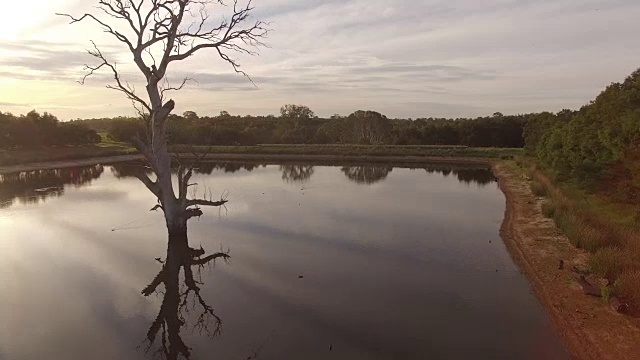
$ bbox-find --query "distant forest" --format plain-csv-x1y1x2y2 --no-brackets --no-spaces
0,111,101,149
76,106,528,148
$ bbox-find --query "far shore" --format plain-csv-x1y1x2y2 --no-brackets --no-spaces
0,152,494,174
0,144,519,173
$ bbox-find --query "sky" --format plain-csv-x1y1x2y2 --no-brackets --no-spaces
0,0,639,120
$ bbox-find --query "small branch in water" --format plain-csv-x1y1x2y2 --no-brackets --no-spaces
186,199,228,207
142,266,167,296
191,252,230,266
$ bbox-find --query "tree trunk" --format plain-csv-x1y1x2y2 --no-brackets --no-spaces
160,227,192,358
144,80,184,231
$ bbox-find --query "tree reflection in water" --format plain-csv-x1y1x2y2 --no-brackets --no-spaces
341,166,393,185
141,238,229,359
0,165,104,208
109,162,263,178
279,165,315,183
424,165,497,186
109,162,233,359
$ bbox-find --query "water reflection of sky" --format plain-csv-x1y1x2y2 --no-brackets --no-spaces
0,163,568,360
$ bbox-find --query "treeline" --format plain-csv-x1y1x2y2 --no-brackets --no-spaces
524,68,640,199
78,107,529,148
0,111,101,149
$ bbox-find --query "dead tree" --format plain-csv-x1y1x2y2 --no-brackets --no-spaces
58,0,268,235
58,3,267,357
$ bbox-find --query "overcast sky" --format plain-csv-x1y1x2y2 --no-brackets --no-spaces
1,0,639,120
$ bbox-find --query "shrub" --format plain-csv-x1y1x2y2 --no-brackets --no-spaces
575,225,603,252
589,247,623,280
616,269,640,309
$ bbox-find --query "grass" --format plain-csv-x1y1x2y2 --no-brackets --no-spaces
541,201,556,218
601,285,612,304
0,132,140,167
172,144,524,158
590,247,624,280
0,144,137,167
616,270,640,307
1,142,523,167
531,181,548,197
518,158,640,311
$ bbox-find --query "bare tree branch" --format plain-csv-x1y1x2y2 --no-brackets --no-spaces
81,41,152,112
56,12,135,51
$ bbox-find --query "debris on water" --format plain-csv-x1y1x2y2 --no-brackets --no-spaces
34,186,62,193
329,345,333,351
298,275,304,279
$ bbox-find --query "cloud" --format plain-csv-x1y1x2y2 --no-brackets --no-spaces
0,40,121,80
0,101,30,107
2,0,640,119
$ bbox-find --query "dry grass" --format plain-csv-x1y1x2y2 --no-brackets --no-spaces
616,270,640,307
1,143,524,167
541,200,556,218
530,181,548,197
590,248,624,280
0,144,137,167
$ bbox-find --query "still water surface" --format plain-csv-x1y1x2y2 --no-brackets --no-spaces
0,162,568,359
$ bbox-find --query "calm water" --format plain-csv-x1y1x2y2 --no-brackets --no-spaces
0,162,569,359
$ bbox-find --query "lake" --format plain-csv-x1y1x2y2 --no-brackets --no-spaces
0,162,569,359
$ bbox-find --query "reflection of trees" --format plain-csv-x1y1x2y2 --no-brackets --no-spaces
111,163,153,179
279,165,315,183
195,163,260,175
341,166,392,185
424,165,496,186
0,165,104,208
142,237,229,359
455,168,496,186
110,162,261,178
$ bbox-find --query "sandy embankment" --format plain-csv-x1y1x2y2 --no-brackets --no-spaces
494,162,640,360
